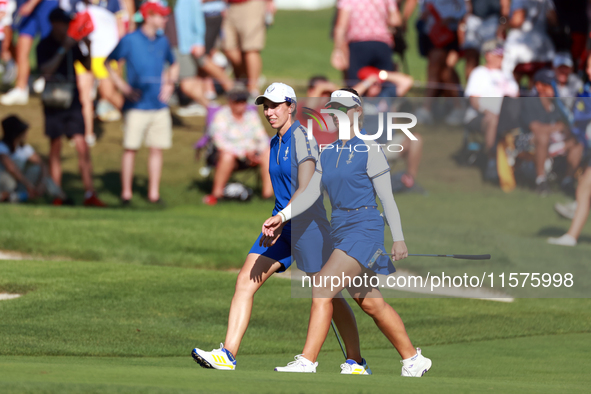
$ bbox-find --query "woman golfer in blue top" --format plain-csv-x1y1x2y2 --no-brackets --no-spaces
262,89,432,376
192,83,371,374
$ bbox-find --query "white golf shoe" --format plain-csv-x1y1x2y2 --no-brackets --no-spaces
191,343,236,370
547,234,577,247
340,358,372,375
275,354,317,373
401,348,432,377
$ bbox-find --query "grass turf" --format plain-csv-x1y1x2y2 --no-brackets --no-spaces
0,8,590,393
0,260,590,392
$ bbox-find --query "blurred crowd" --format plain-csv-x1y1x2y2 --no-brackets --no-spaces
1,0,591,246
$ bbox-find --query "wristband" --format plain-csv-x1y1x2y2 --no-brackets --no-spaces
278,211,287,223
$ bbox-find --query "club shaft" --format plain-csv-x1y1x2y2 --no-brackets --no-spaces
330,320,347,360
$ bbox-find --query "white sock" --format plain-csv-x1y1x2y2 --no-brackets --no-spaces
536,175,547,185
84,191,94,199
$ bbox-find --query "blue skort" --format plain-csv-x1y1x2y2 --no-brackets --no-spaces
249,219,333,274
330,207,396,275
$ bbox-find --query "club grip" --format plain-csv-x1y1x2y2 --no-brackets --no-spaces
452,254,491,260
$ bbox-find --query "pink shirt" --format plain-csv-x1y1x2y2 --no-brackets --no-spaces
338,0,396,47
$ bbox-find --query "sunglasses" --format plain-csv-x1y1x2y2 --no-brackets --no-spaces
327,105,353,114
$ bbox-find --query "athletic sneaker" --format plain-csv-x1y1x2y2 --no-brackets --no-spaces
274,355,317,373
554,201,577,220
340,358,372,375
191,343,236,370
83,193,107,208
0,87,29,105
401,348,432,377
547,234,577,247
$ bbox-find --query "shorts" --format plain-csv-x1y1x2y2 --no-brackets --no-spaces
223,0,266,52
462,15,498,51
123,108,172,150
74,58,118,79
44,106,85,140
16,0,58,38
205,14,223,54
174,49,200,80
347,41,394,85
248,219,333,274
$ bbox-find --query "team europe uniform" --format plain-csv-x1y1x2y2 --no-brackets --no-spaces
249,120,332,273
316,131,396,275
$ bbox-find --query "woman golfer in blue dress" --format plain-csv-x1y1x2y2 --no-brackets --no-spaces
261,89,432,376
191,83,371,374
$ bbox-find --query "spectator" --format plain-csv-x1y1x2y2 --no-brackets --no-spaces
68,0,125,147
331,0,401,86
414,0,467,126
549,54,591,243
547,153,591,246
521,69,582,196
459,0,507,79
502,0,557,80
173,0,233,117
553,0,587,72
353,66,414,98
0,115,67,203
464,39,519,180
1,0,59,105
36,7,105,207
1,0,17,84
222,0,275,96
203,84,273,205
105,0,179,205
551,53,583,110
349,66,421,191
295,75,340,146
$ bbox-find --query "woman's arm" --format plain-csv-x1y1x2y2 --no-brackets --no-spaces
373,173,407,260
0,154,36,196
372,173,404,242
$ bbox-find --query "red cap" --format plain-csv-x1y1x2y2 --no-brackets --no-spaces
357,66,381,82
140,0,171,18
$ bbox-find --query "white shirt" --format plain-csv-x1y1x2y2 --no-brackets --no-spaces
0,142,35,171
464,66,519,121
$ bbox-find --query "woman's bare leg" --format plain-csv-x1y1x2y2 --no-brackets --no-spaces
224,253,283,356
301,249,415,362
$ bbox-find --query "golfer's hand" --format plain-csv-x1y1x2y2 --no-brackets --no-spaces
260,215,284,247
391,241,408,261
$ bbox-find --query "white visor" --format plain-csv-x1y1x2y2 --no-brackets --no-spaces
325,90,362,108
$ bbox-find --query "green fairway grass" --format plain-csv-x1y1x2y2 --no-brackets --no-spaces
1,8,590,393
2,332,590,394
0,261,590,393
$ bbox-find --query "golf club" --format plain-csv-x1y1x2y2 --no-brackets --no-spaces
331,320,347,360
368,250,491,268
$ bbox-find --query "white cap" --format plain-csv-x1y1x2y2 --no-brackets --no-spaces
553,53,573,69
325,89,362,108
255,83,297,105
